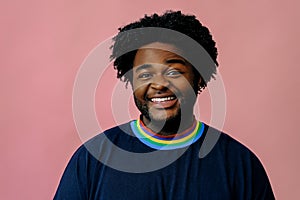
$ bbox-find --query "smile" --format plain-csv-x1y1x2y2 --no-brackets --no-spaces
150,96,176,102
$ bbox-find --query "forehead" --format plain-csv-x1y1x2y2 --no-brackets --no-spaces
133,42,184,65
138,42,181,53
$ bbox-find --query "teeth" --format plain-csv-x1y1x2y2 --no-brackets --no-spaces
151,97,175,102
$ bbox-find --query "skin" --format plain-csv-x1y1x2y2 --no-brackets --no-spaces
132,42,201,135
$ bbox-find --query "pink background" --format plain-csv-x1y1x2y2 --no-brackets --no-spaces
1,0,299,199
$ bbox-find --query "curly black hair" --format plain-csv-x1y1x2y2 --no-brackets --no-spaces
110,10,218,93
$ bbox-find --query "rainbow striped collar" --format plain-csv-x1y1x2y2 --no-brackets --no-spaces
130,118,205,150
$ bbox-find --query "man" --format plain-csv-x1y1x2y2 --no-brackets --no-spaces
54,11,275,199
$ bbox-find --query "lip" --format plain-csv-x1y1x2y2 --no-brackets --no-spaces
147,95,178,109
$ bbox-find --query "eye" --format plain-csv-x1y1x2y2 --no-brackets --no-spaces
138,72,152,79
166,69,182,77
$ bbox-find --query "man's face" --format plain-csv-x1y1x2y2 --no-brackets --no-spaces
132,42,199,124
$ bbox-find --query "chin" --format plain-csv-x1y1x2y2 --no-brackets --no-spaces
148,109,181,124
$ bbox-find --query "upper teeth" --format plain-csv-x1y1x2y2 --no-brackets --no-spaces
151,97,175,102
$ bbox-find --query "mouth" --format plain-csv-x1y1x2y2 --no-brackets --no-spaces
150,96,176,102
147,96,178,109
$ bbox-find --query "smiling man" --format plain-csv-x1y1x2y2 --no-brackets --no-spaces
133,43,198,135
54,11,275,199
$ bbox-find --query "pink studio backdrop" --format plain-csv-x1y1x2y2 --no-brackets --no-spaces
1,0,299,199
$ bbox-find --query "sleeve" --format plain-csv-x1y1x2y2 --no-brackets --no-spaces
250,154,275,200
223,133,275,200
53,146,89,200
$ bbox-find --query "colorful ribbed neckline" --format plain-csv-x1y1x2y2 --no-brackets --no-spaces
130,118,204,150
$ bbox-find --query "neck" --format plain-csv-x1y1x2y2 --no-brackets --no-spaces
141,115,195,136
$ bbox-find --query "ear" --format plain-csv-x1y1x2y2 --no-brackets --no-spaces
197,76,202,89
196,76,204,94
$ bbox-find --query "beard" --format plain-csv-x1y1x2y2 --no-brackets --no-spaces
134,95,183,121
133,95,183,135
133,94,198,133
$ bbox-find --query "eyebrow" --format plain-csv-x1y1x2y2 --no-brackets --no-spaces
165,59,187,65
135,59,187,73
135,64,152,73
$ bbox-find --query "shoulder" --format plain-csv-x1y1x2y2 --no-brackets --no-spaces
201,124,269,182
72,121,152,164
201,124,275,199
54,123,132,199
201,124,256,159
76,121,133,157
86,121,133,144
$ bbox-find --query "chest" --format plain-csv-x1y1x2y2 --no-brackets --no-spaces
88,153,233,200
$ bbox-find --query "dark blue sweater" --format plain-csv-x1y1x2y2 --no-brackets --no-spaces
54,122,274,200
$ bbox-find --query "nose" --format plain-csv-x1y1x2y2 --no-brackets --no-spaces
150,74,170,90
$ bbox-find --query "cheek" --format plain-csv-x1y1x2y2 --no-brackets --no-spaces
174,77,195,91
133,85,147,100
132,76,146,90
132,78,150,96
